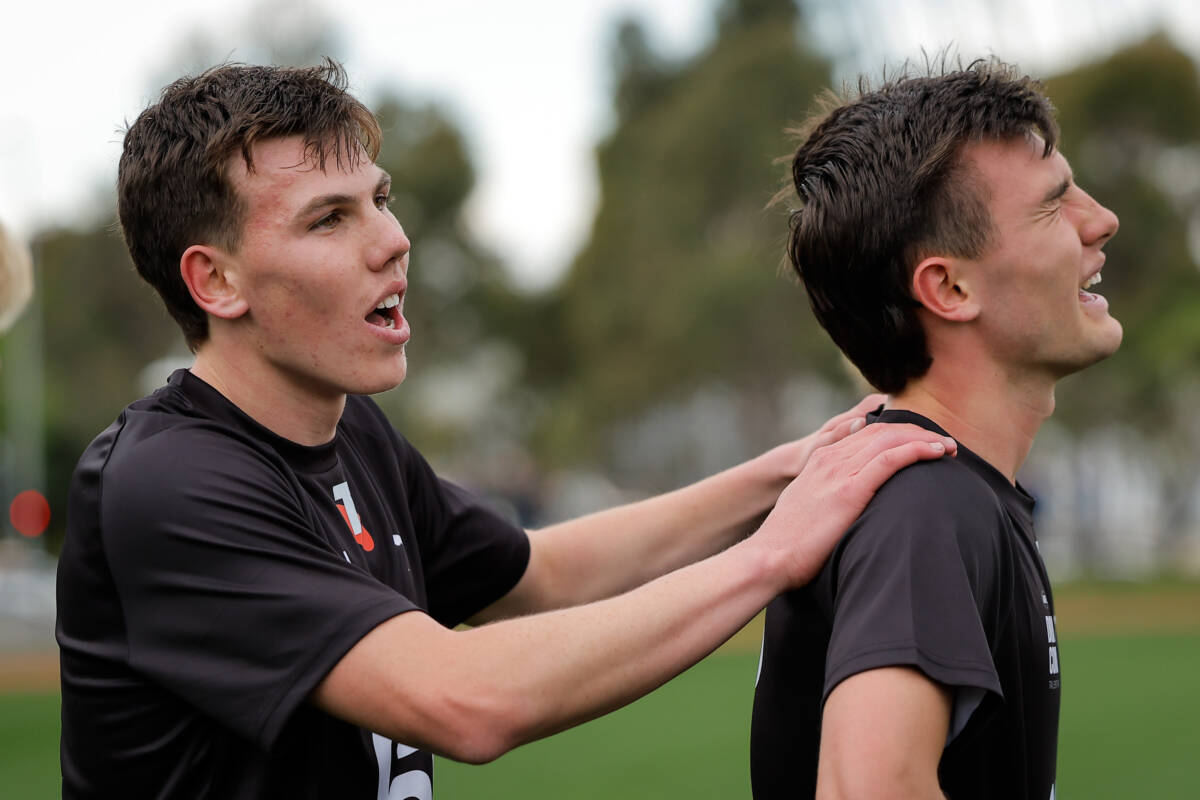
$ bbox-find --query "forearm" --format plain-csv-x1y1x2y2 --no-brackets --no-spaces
523,452,787,609
322,537,786,763
505,396,891,615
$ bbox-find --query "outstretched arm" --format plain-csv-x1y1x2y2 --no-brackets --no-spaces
475,395,890,621
816,667,952,800
312,423,955,763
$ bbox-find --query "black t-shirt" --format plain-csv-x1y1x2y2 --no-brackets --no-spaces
751,409,1060,800
56,370,531,799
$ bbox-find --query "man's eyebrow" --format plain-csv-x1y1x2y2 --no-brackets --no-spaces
292,171,393,222
293,192,355,222
1041,177,1071,205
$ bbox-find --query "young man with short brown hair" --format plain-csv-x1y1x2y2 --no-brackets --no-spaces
752,60,1120,800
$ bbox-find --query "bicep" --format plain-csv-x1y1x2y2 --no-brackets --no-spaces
816,667,951,800
411,473,532,627
466,528,551,624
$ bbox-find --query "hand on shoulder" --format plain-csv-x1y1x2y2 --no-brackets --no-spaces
749,421,957,589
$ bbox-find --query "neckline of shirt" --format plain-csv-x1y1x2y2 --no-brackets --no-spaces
165,369,342,474
868,406,1036,529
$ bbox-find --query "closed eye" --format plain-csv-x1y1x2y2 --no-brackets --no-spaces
310,210,343,231
1041,178,1070,206
1035,180,1072,222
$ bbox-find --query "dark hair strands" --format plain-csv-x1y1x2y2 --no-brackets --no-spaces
117,58,382,350
776,56,1058,392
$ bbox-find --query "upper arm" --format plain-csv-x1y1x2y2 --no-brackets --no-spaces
398,450,530,626
823,464,1004,701
817,667,951,800
809,465,1005,797
467,529,549,623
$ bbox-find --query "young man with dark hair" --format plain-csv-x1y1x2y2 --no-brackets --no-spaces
751,60,1121,800
55,61,954,798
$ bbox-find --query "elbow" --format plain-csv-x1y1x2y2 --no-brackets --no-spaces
424,685,536,765
439,719,518,766
440,731,509,766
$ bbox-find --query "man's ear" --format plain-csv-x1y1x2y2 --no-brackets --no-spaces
911,255,980,322
180,245,249,320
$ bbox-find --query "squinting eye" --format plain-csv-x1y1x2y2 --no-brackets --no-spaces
311,211,341,230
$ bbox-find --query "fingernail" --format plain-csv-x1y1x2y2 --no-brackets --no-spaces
929,442,945,453
943,437,956,449
850,418,865,433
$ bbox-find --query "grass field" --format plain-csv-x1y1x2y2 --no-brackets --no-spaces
436,631,1200,799
4,582,1198,797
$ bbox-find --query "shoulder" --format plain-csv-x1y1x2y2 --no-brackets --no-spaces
839,455,1008,566
105,408,286,483
78,379,280,480
90,403,300,537
870,454,1003,520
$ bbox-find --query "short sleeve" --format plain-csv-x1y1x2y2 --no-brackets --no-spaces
398,440,530,626
822,460,1006,703
100,423,416,750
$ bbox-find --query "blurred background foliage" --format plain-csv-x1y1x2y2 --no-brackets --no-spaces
4,0,1200,578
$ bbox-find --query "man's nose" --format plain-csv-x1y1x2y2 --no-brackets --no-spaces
1081,192,1119,247
368,214,411,272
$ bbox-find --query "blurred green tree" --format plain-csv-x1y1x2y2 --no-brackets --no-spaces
542,0,840,471
1046,34,1200,434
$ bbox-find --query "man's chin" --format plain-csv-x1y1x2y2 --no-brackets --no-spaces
358,356,407,396
1096,317,1124,359
1069,323,1123,374
1046,328,1121,380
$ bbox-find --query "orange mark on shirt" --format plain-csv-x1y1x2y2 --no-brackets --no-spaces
336,504,375,552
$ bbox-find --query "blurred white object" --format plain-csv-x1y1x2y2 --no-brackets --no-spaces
0,221,32,333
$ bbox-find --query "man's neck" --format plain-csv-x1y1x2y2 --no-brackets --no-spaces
190,347,346,447
887,361,1055,484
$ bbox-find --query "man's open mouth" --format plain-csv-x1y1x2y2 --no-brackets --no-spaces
367,293,401,329
1078,271,1107,306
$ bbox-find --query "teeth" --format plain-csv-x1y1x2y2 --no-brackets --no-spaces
383,317,395,329
375,293,400,310
1082,273,1102,290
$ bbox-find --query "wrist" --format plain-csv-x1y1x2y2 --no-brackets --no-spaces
745,441,805,501
729,535,794,597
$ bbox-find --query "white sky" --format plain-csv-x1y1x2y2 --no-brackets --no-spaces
3,0,1199,289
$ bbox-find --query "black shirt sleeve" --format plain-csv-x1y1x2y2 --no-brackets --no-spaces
396,436,531,627
820,458,1006,702
100,421,416,750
